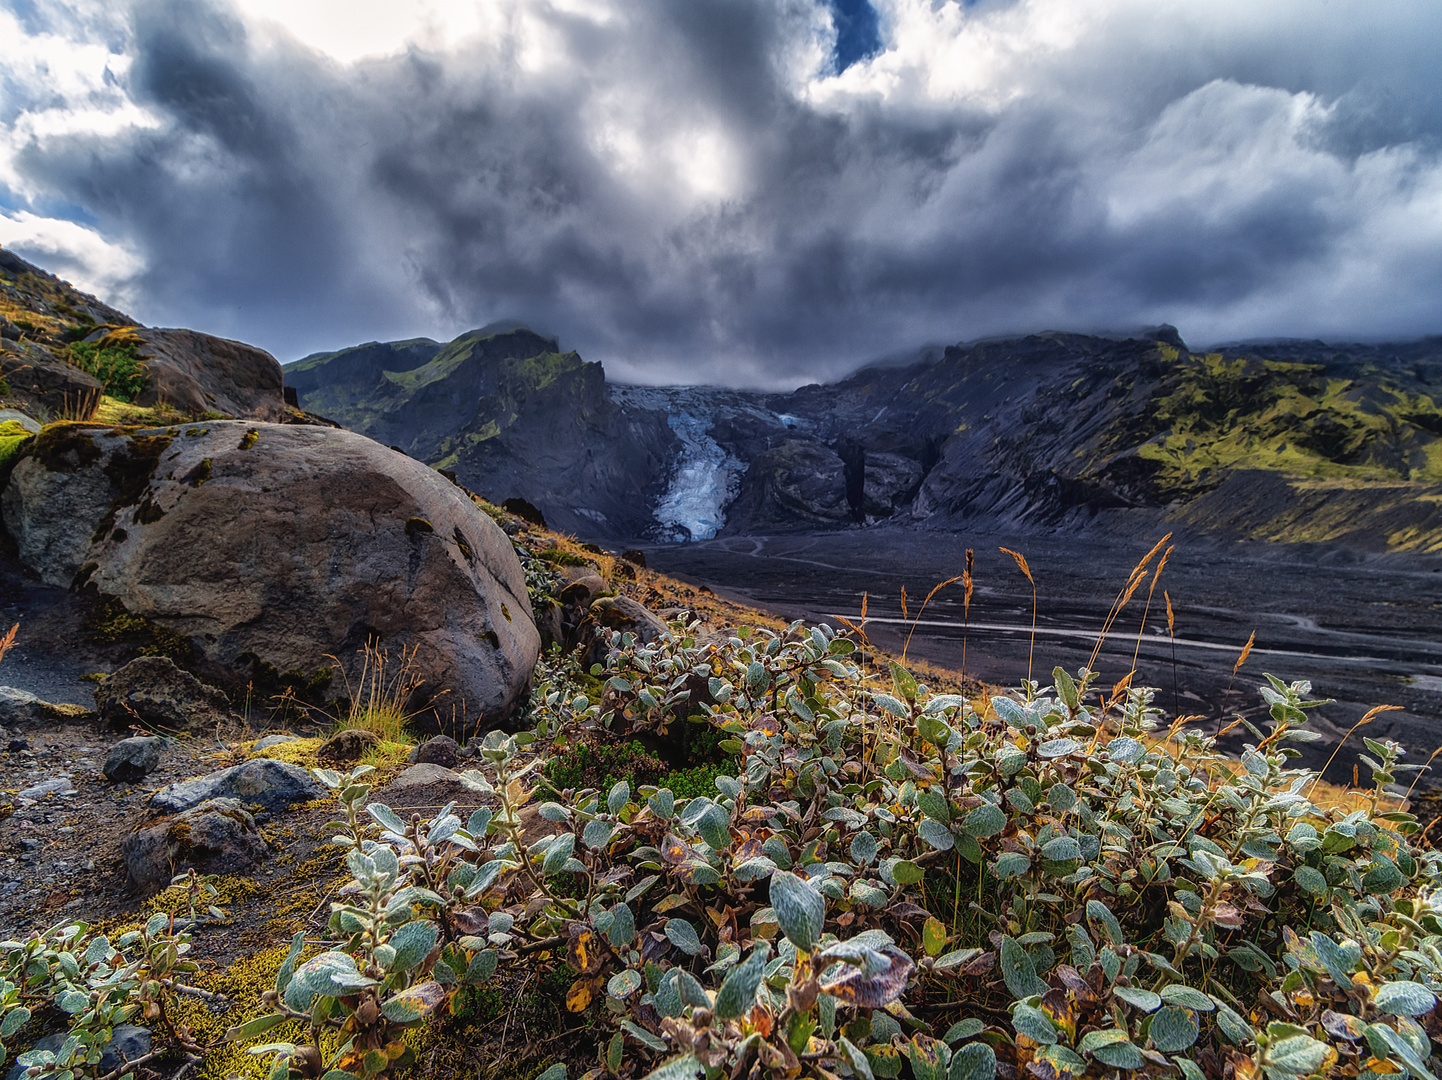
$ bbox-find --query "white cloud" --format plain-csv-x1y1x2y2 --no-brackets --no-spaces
3,0,1442,379
0,210,144,308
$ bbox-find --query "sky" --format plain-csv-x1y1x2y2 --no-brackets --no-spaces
2,1,1442,388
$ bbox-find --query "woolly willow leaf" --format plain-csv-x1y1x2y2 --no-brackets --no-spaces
388,920,438,973
1112,987,1161,1012
947,1043,996,1080
607,781,630,814
771,870,826,951
998,935,1047,999
639,1055,704,1080
919,819,955,851
664,919,704,957
1265,1034,1331,1076
380,981,446,1023
583,819,615,850
1147,1006,1199,1053
964,804,1006,839
607,969,642,999
851,831,879,867
1375,981,1438,1017
714,943,771,1019
541,833,575,874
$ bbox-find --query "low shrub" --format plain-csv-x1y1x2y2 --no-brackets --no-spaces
66,340,148,402
219,617,1442,1080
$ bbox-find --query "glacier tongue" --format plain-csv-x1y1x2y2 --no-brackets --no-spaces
612,386,749,541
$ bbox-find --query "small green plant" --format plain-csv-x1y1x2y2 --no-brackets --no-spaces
65,340,149,402
0,874,224,1078
329,642,425,743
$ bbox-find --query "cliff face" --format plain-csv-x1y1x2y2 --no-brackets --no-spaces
284,326,679,538
288,324,1442,551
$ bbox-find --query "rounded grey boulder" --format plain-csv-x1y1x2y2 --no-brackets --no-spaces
150,758,326,815
2,421,541,733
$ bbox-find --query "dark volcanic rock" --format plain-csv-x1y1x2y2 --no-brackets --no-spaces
123,797,266,892
94,657,232,733
150,759,326,815
318,727,380,762
283,327,678,539
104,735,164,782
411,735,462,768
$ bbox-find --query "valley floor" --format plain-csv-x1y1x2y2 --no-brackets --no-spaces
642,525,1442,788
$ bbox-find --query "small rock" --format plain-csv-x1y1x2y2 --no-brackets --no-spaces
619,549,647,568
98,1025,152,1072
251,733,299,752
375,762,493,816
123,798,267,893
318,727,380,763
94,656,233,733
17,776,76,800
410,735,461,769
4,1034,65,1080
104,736,164,783
386,762,465,790
0,687,90,729
150,759,326,815
7,737,28,751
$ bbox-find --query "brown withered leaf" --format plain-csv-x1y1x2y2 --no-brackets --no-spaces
1039,989,1077,1041
567,922,604,974
820,945,915,1008
962,950,996,976
450,907,489,935
739,807,774,824
733,835,765,862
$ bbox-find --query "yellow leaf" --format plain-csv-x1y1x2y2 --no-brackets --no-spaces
566,979,593,1013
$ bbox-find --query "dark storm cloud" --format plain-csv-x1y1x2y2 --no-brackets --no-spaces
6,0,1442,386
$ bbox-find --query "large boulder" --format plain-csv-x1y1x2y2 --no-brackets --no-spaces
94,656,233,733
122,797,267,892
85,327,289,421
2,421,541,732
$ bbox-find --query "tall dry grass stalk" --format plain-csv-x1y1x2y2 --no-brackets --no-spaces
998,547,1036,685
902,574,965,663
330,641,427,742
1086,533,1171,674
1165,590,1178,716
961,549,974,678
1216,630,1256,734
1303,704,1402,800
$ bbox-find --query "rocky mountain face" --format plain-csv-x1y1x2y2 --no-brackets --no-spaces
284,326,678,539
289,325,1442,552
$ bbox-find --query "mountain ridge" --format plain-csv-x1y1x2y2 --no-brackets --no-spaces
283,322,1442,552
